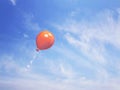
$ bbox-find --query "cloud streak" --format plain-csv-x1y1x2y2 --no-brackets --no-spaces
24,14,41,31
0,76,120,90
9,0,16,6
1,5,120,90
54,9,120,65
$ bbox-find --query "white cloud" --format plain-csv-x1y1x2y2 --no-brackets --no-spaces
44,60,76,79
0,37,120,90
52,9,120,87
0,77,120,90
1,8,120,90
70,9,81,17
9,0,16,6
54,9,120,65
64,33,106,64
24,14,41,31
23,33,29,38
0,55,21,74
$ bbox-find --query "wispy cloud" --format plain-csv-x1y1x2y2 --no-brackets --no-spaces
54,9,120,65
51,9,120,89
0,76,120,90
23,33,29,38
44,60,77,79
24,14,41,31
0,55,21,75
0,36,120,90
9,0,16,6
64,33,106,64
1,7,120,90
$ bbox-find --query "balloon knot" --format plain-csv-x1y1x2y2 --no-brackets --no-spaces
36,48,39,52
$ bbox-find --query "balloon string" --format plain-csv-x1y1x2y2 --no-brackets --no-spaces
25,51,38,71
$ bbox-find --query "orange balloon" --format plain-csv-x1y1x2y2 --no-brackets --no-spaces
36,30,55,51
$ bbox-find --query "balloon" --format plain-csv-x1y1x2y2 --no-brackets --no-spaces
36,30,55,51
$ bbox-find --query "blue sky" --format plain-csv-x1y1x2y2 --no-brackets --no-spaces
0,0,120,90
